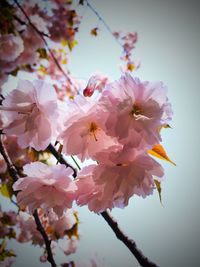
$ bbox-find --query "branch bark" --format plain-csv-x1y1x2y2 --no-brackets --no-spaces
101,210,158,267
48,143,158,267
0,134,19,182
47,144,77,178
33,210,57,267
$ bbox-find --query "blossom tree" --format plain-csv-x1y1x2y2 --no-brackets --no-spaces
0,0,175,266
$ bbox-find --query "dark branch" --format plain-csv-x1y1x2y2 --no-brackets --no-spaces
47,144,77,178
47,143,158,267
101,210,159,267
0,134,57,267
33,210,57,267
0,134,19,182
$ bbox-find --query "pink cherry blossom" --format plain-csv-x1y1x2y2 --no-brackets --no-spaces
59,97,118,161
76,147,164,212
13,162,77,216
17,212,44,245
100,74,172,148
75,165,110,213
1,79,62,151
51,210,77,238
83,74,109,97
63,238,77,256
0,34,24,62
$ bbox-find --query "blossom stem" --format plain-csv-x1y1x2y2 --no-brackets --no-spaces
71,155,81,171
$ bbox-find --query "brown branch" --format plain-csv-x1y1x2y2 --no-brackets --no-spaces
47,144,77,178
48,143,158,267
33,210,57,267
0,134,57,267
0,134,19,182
101,210,158,267
13,0,77,91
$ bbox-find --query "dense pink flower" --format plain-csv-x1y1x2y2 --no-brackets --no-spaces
1,79,61,151
0,34,24,62
13,162,77,216
75,165,101,212
76,147,164,212
59,97,118,161
100,74,172,148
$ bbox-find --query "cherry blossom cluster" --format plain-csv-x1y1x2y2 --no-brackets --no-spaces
0,206,79,266
0,0,81,92
0,73,172,217
113,31,139,72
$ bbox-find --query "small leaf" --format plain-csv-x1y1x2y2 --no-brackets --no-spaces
90,27,98,36
65,223,79,240
37,48,48,59
0,181,13,199
61,39,68,47
148,144,176,166
68,40,78,51
154,180,162,204
158,124,172,133
9,67,19,76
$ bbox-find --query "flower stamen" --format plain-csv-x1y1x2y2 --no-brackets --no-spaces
89,122,98,141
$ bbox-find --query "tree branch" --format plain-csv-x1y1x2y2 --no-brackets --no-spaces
101,210,158,267
0,134,57,267
48,143,158,267
0,134,19,182
13,0,77,92
47,144,77,178
33,210,57,267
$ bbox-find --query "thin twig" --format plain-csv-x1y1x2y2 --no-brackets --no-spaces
101,210,158,267
47,144,77,178
0,134,57,267
13,0,77,91
84,0,122,48
48,143,158,267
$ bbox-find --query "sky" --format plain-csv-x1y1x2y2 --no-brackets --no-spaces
1,0,200,266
